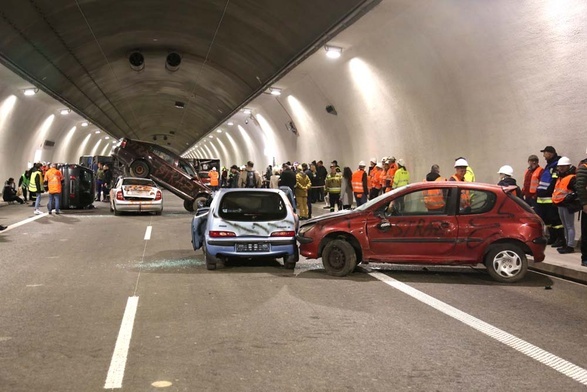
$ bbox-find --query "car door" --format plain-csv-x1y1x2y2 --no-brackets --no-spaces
365,187,458,262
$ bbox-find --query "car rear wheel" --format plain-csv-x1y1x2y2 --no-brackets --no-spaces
322,239,357,277
113,203,121,216
130,160,150,178
203,243,217,270
484,243,527,283
284,254,297,270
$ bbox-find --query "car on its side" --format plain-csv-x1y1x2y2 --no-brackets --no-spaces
297,182,547,283
109,177,163,215
112,138,211,212
191,188,299,270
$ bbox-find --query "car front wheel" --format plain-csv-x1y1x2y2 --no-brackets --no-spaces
322,239,357,277
484,243,527,283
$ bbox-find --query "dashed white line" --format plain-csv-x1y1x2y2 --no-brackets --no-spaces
104,296,139,389
368,271,587,386
144,225,152,240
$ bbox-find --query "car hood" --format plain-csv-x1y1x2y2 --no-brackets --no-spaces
301,209,354,226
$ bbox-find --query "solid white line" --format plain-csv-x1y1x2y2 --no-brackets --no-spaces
368,271,587,387
0,213,47,233
104,296,139,389
144,226,152,240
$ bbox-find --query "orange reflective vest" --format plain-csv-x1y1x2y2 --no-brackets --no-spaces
209,170,219,187
368,167,381,190
423,177,445,210
552,174,575,205
384,163,398,192
44,168,63,194
352,169,366,195
523,167,543,194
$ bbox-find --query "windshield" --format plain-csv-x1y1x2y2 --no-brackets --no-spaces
354,185,407,211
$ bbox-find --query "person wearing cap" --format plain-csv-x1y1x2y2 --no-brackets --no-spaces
228,165,240,188
383,157,398,193
324,163,342,212
208,167,219,191
295,165,312,219
497,165,522,197
392,159,410,189
522,155,543,209
536,146,565,247
368,158,382,200
352,161,369,207
575,148,587,266
552,157,577,254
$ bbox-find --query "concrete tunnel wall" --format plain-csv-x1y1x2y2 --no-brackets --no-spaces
2,0,587,187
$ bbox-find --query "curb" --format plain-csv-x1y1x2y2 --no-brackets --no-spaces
529,261,587,285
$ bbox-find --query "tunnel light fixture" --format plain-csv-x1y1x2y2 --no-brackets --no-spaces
23,88,39,96
242,108,252,115
60,108,71,115
105,136,110,140
324,45,343,59
208,135,214,139
81,121,89,127
267,87,282,96
227,121,234,126
95,130,101,134
216,129,222,133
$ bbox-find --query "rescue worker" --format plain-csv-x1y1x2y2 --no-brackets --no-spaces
18,168,30,202
208,167,219,191
575,148,587,266
497,165,522,197
295,165,311,219
392,159,410,189
536,146,565,247
450,158,470,210
228,165,240,188
325,163,342,212
351,161,369,207
384,157,398,193
455,157,476,182
28,163,44,215
522,155,543,209
551,157,577,254
423,165,445,212
44,163,63,214
368,158,382,200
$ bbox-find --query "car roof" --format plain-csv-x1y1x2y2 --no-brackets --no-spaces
404,181,511,192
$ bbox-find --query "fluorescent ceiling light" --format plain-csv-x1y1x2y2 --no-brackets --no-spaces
242,108,252,114
216,129,222,133
105,136,110,140
60,109,71,115
227,121,234,126
23,88,38,96
269,87,282,96
208,135,214,138
81,121,89,127
324,45,343,59
95,130,101,134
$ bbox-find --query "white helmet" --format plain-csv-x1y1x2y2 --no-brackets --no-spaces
557,156,572,166
370,157,377,164
497,165,513,176
358,160,366,167
397,158,405,167
454,158,469,168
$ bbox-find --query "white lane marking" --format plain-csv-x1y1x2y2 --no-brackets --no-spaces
368,271,587,386
144,226,152,240
104,296,139,389
0,213,47,233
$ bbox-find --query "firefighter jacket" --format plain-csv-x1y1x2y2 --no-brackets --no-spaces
325,172,342,194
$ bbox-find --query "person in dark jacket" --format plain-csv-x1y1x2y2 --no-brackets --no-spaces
575,151,587,266
497,165,522,197
3,178,24,204
536,146,564,247
102,164,113,202
315,160,327,202
228,165,240,188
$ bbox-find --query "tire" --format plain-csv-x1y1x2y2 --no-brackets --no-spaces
322,239,357,277
183,199,194,212
130,160,150,178
284,254,297,270
484,243,528,283
194,194,209,210
113,203,121,216
203,243,217,270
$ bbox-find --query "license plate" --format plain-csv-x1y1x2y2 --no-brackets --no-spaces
236,243,270,252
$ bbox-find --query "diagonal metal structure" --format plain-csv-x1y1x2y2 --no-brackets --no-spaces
0,0,379,152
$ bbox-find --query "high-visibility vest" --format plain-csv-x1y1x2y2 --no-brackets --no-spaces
44,168,63,194
392,168,410,189
423,177,445,210
552,174,575,205
209,170,219,187
352,170,365,195
450,174,463,182
523,166,543,194
368,167,381,190
28,170,41,193
384,164,398,192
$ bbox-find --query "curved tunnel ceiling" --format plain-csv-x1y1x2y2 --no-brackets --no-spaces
0,0,379,152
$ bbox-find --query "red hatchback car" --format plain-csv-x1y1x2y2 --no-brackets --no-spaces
297,182,547,282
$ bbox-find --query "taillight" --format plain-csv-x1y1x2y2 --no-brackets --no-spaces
155,191,162,201
271,231,296,237
116,191,124,201
120,139,127,148
209,231,236,238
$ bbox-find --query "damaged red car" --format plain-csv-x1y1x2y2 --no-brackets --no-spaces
297,182,547,282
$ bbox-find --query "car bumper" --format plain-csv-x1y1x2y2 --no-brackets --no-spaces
206,238,298,259
529,236,548,262
114,200,163,212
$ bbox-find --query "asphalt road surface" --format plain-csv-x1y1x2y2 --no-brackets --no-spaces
1,192,586,391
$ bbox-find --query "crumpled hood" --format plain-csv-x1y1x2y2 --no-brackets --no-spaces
301,209,354,226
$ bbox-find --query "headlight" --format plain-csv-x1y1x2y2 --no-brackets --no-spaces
299,223,315,236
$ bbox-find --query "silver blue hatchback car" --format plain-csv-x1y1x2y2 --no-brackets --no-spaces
191,188,299,270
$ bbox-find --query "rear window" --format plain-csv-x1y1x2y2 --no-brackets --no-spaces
123,178,155,186
218,192,287,221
